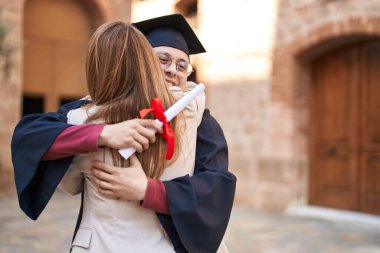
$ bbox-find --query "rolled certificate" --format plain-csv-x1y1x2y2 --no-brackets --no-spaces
118,83,206,160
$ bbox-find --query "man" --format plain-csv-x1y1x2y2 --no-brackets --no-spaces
12,14,236,253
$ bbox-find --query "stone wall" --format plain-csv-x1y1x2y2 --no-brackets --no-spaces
202,0,380,211
0,0,23,195
206,82,270,208
268,0,380,210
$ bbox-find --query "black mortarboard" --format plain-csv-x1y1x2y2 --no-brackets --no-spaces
133,14,206,55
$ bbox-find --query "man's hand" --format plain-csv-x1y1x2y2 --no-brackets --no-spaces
91,155,148,201
98,119,163,152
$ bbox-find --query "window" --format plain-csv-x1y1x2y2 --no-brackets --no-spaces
23,96,44,115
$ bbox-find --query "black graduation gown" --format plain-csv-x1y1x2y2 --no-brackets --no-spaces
11,100,236,253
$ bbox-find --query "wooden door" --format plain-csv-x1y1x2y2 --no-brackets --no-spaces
23,0,93,113
310,41,380,215
360,43,380,214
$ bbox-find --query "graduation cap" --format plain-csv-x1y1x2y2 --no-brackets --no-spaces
133,14,206,55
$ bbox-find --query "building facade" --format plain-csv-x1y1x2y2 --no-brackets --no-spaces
0,0,132,194
1,0,379,215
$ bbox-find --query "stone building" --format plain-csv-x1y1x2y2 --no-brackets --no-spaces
0,0,379,215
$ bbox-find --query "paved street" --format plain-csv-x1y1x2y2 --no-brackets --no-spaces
1,190,380,253
224,206,380,253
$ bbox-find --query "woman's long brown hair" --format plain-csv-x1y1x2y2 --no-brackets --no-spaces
85,21,181,178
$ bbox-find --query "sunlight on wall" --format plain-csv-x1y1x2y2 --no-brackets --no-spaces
131,0,279,85
198,0,279,84
132,0,176,22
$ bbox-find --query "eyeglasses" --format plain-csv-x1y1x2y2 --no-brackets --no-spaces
156,52,194,78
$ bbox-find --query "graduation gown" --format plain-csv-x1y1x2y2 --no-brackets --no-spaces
11,100,236,253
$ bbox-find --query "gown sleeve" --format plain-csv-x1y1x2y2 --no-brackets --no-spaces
42,124,105,160
157,109,237,253
11,100,89,220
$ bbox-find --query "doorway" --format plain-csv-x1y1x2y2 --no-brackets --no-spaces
309,40,380,215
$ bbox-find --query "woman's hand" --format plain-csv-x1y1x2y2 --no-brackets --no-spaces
98,119,163,152
91,155,148,201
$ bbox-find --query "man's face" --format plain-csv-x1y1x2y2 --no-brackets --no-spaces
153,46,191,88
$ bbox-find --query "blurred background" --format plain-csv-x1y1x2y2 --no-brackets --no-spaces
1,0,380,252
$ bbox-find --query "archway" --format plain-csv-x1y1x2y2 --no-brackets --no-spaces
271,16,380,214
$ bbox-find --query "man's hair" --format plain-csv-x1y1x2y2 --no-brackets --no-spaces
85,21,181,178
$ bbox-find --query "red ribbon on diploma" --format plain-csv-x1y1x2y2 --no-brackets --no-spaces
139,98,174,160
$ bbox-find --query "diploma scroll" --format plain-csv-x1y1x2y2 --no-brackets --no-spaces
118,83,206,160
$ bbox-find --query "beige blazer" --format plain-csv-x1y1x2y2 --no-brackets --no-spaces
59,83,206,253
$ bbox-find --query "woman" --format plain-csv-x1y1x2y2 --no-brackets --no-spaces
58,21,205,252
